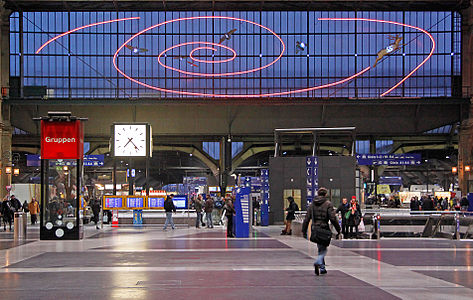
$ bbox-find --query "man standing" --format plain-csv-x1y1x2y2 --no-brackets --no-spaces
163,194,176,230
204,196,214,228
336,197,350,239
194,195,203,228
224,197,236,237
302,187,341,276
28,198,40,225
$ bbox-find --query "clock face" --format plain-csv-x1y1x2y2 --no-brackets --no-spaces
113,124,147,157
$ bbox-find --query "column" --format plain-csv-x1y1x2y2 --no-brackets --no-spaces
459,7,473,195
0,4,11,199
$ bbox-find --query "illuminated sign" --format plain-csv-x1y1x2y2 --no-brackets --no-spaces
104,196,123,209
148,197,165,209
172,195,187,209
127,196,145,209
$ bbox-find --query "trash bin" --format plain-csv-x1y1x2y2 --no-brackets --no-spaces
14,212,27,240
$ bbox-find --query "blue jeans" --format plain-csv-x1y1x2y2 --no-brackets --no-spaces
315,244,328,270
206,212,213,228
195,212,202,228
163,212,175,229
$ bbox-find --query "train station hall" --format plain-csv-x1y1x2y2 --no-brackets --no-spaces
0,1,473,299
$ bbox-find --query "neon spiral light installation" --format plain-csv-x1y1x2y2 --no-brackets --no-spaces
113,15,370,97
319,18,436,97
35,17,141,54
35,15,435,98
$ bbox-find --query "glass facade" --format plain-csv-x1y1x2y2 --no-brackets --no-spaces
10,11,461,99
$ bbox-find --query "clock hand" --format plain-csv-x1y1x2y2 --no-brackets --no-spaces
130,140,140,150
123,137,134,148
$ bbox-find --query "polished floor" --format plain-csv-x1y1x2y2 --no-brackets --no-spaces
0,224,472,299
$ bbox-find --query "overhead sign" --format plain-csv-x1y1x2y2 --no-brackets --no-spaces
356,153,421,166
27,154,105,166
41,120,84,159
306,156,318,203
379,176,403,185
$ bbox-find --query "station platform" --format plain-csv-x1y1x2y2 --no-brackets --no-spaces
1,225,472,299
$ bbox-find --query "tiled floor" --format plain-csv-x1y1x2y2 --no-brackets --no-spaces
1,225,472,299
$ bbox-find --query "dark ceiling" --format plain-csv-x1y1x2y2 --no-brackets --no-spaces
4,0,470,12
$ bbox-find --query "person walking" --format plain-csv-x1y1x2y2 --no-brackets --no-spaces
28,197,40,225
1,196,13,231
204,196,214,228
163,195,176,230
302,187,341,276
336,197,350,238
194,195,203,228
10,195,21,212
281,196,299,235
224,197,235,237
91,198,101,229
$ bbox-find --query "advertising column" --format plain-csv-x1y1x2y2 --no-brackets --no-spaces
260,169,269,226
39,114,86,240
306,156,318,204
234,186,251,238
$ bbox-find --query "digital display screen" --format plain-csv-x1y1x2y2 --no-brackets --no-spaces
127,197,144,208
209,186,220,192
148,197,165,209
104,197,123,209
172,195,187,209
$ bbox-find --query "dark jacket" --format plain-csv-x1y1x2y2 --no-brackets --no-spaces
1,200,13,221
10,197,21,212
286,201,299,221
302,196,341,235
194,198,203,212
204,198,214,213
224,199,235,217
164,198,176,213
336,202,350,222
347,203,361,226
422,197,434,211
410,199,419,211
460,197,469,207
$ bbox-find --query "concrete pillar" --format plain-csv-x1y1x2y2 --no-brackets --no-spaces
0,3,11,199
459,7,473,195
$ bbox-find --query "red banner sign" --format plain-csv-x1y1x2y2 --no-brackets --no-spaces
41,120,84,159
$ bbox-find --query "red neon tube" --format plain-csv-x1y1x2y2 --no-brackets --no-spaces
319,18,435,97
36,17,140,54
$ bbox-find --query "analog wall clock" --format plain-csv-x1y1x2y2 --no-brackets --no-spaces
112,123,151,157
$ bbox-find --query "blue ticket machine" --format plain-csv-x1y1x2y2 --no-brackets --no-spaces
234,187,251,238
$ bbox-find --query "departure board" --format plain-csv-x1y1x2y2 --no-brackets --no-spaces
104,196,123,209
148,197,165,209
126,197,145,209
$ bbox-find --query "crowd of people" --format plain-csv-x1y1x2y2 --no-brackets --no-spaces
410,195,469,212
1,195,40,231
188,194,236,237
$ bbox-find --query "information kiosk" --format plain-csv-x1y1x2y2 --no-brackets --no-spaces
234,187,251,238
36,112,87,240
